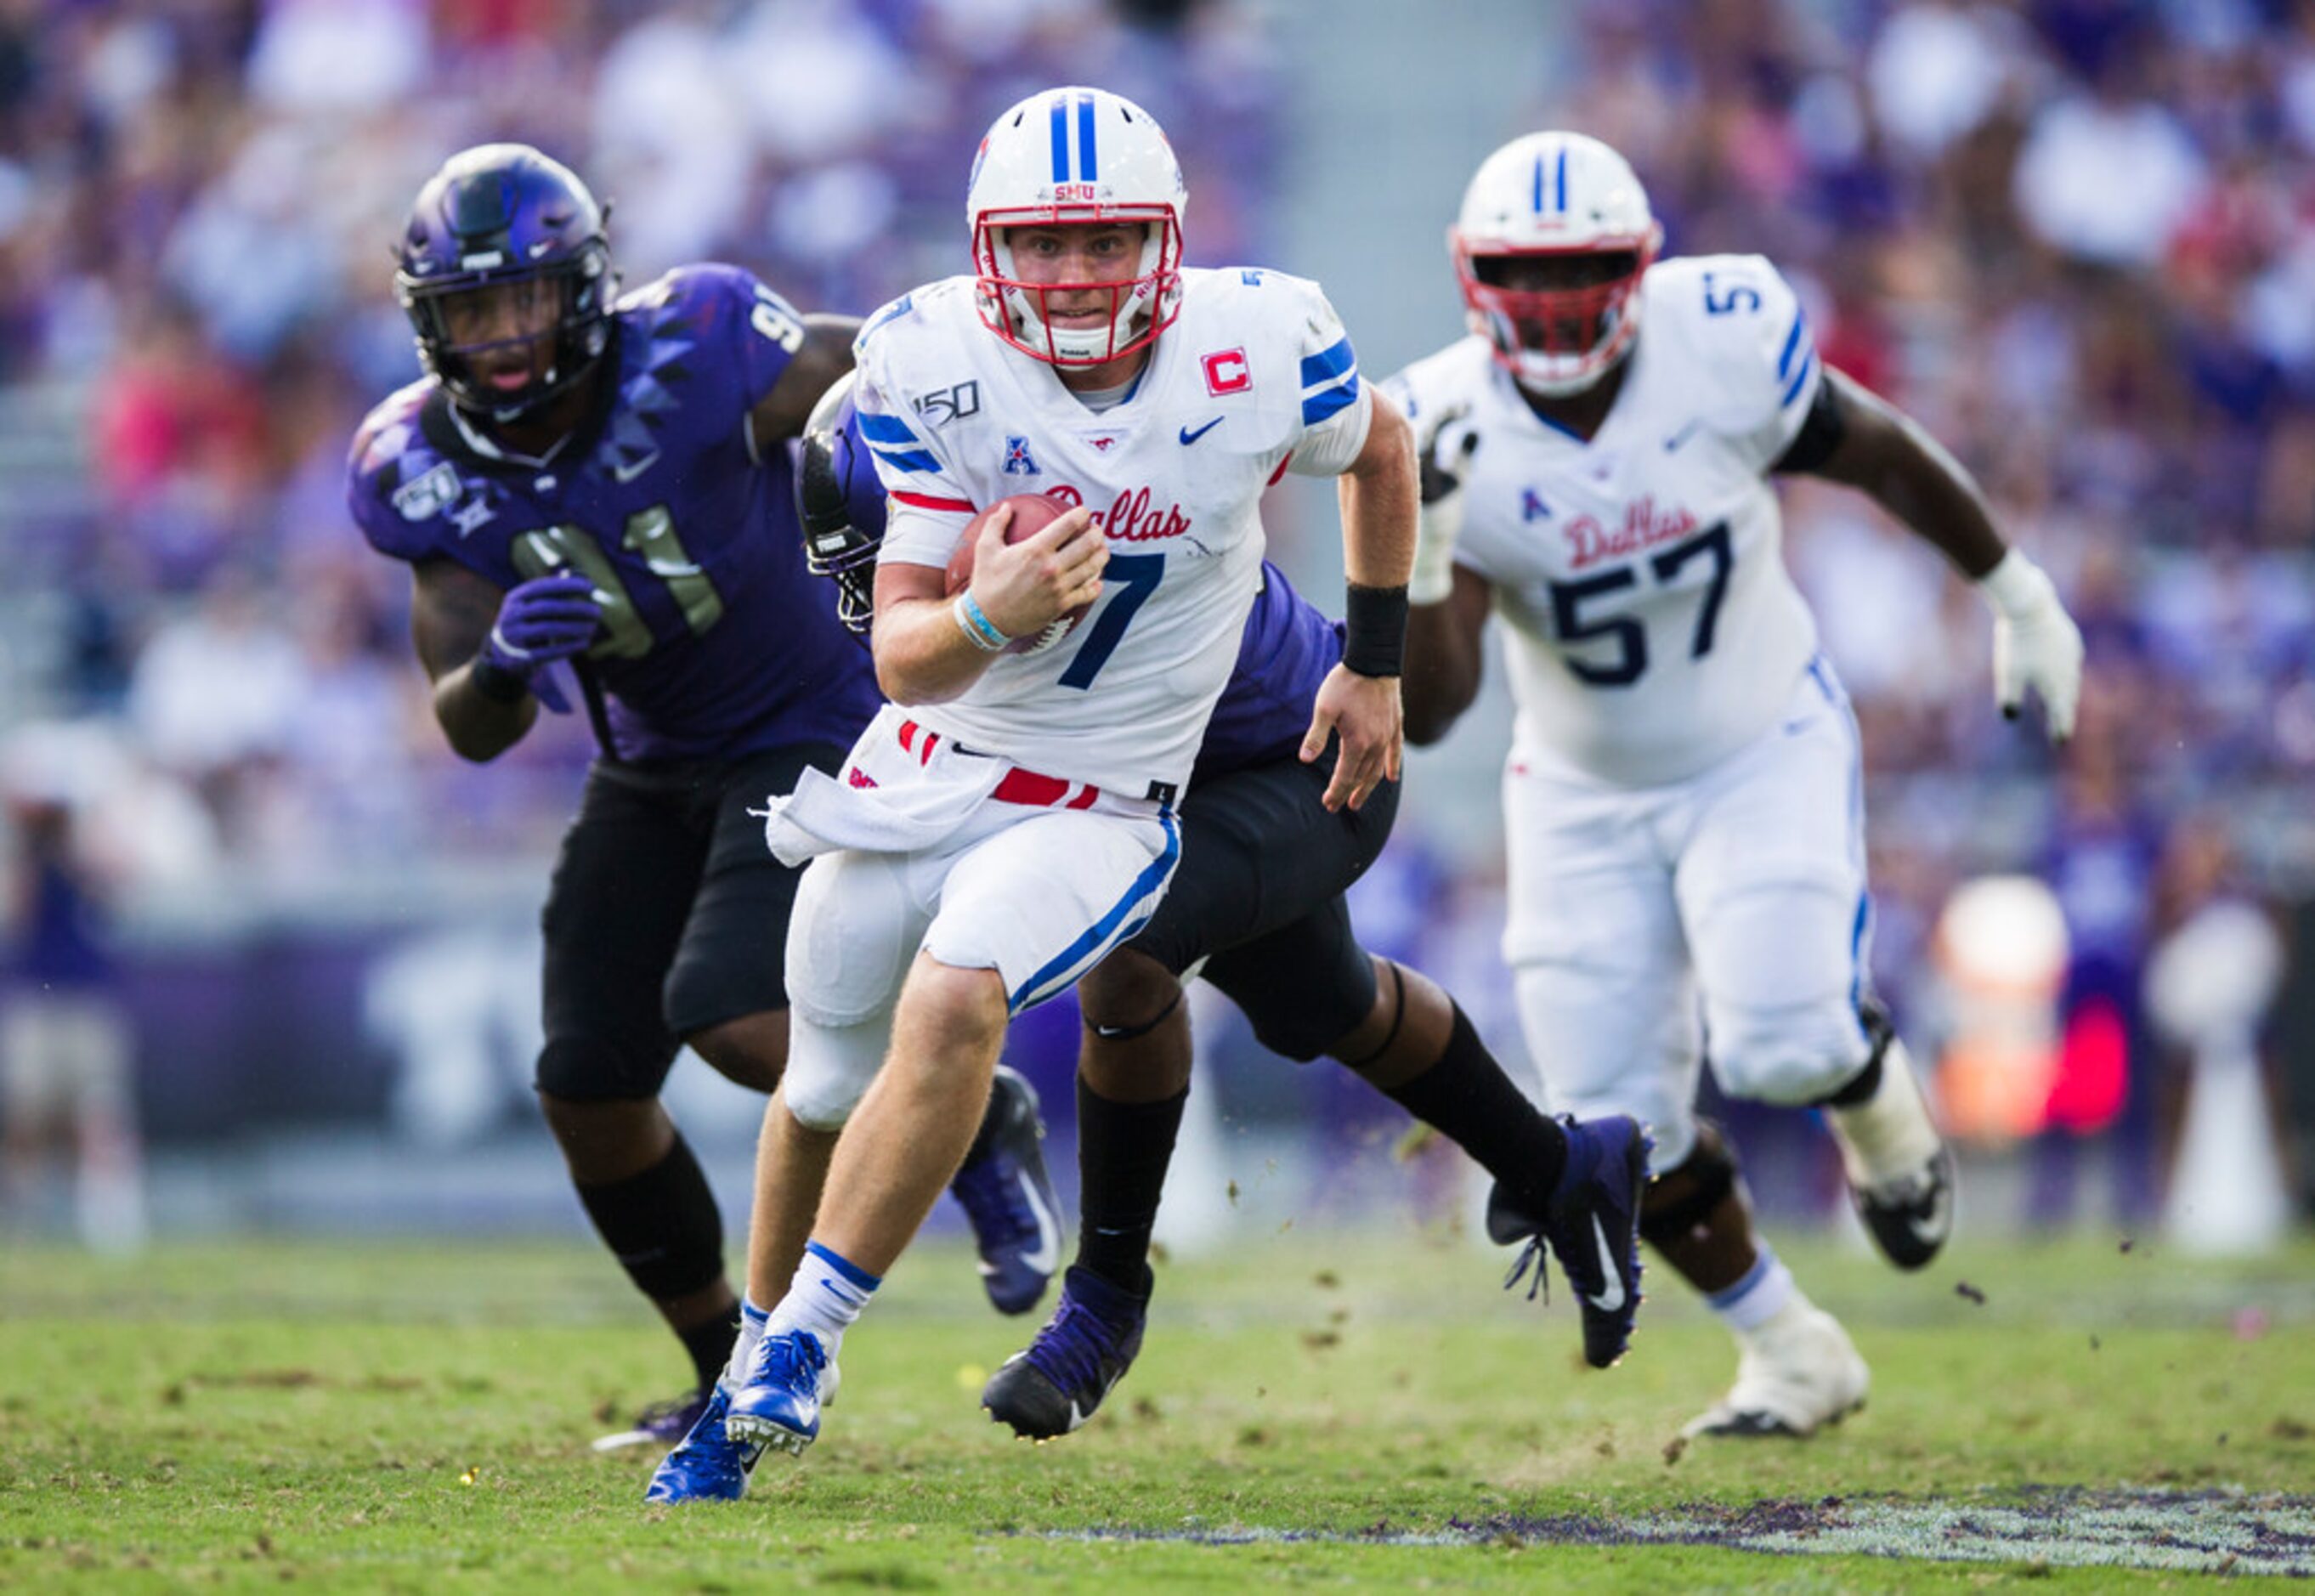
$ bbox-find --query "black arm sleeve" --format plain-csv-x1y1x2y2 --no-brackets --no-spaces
1770,371,1850,476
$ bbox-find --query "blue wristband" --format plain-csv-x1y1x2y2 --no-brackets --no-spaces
954,591,1011,652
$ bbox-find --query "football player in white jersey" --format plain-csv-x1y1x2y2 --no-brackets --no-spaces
676,86,1423,1478
1393,132,2085,1439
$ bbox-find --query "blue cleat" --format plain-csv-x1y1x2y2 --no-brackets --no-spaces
981,1265,1147,1440
642,1384,762,1503
1489,1114,1650,1369
948,1064,1061,1316
723,1328,838,1455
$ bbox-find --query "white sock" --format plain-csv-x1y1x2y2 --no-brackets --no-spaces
722,1298,771,1387
1829,1036,1943,1190
1706,1243,1797,1335
764,1240,880,1356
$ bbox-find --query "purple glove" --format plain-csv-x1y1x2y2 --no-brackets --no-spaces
478,572,599,714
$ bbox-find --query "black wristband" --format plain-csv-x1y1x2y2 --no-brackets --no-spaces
1341,582,1409,678
467,653,532,704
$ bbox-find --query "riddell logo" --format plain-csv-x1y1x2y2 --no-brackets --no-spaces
1094,485,1191,542
1565,496,1697,570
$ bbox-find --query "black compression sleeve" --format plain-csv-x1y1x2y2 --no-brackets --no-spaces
1771,371,1850,476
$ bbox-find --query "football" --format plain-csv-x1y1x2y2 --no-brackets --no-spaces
944,492,1090,655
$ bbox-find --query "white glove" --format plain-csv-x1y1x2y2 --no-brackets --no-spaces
1978,549,2084,742
1410,405,1479,605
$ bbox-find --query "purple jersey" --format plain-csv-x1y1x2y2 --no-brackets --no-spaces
1193,561,1343,786
348,264,880,761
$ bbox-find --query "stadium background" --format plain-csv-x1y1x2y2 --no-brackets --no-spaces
0,0,2309,1253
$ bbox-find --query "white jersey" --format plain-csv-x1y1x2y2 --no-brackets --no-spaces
852,267,1372,795
1390,254,1823,787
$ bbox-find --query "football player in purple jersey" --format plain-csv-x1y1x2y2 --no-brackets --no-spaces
791,380,1652,1441
345,145,1061,1452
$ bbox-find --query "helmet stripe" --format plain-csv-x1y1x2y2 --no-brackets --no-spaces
1531,156,1545,213
1049,96,1069,184
1554,146,1569,213
1078,91,1098,182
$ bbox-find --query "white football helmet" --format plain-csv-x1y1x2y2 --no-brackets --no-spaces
968,86,1186,366
1450,131,1662,396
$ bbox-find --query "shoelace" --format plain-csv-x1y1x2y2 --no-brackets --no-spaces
951,1157,1039,1247
1026,1293,1126,1398
751,1330,827,1395
1503,1235,1552,1305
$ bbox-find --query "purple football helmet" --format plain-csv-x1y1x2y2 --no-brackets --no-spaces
795,371,883,637
393,144,614,419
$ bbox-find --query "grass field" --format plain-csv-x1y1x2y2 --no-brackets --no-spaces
3,1225,2311,1591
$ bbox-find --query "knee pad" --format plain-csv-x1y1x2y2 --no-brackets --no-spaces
1707,999,1872,1108
1243,982,1361,1064
535,1033,673,1103
1208,944,1378,1066
784,1011,889,1131
1639,1122,1741,1249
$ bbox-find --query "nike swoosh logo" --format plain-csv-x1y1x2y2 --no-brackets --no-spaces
611,450,662,484
976,1169,1060,1277
1910,1183,1951,1244
1584,1214,1627,1313
1016,1171,1060,1274
1179,416,1224,445
1662,420,1702,452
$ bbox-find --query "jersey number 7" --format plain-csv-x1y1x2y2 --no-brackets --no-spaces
1549,521,1731,687
1057,552,1164,690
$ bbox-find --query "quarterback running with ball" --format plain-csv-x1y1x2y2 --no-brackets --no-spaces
347,144,1062,1455
654,86,1424,1496
1394,133,2085,1439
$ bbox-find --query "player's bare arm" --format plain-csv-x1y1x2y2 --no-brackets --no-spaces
410,558,545,761
1787,367,2085,739
1403,565,1491,746
869,505,1107,705
1785,367,2007,576
747,314,863,452
1400,398,1490,746
1307,392,1416,812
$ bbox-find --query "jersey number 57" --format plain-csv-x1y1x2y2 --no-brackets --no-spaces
1550,522,1732,687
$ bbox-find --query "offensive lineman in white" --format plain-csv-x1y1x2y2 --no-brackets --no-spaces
1395,133,2085,1438
694,88,1416,1470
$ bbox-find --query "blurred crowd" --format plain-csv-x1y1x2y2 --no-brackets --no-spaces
1,0,2311,1210
0,0,1277,881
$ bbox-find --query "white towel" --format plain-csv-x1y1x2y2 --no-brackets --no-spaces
757,708,1006,865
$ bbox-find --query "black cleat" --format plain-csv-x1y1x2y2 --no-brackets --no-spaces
982,1265,1147,1439
1491,1113,1650,1369
1852,1143,1955,1271
949,1065,1062,1315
